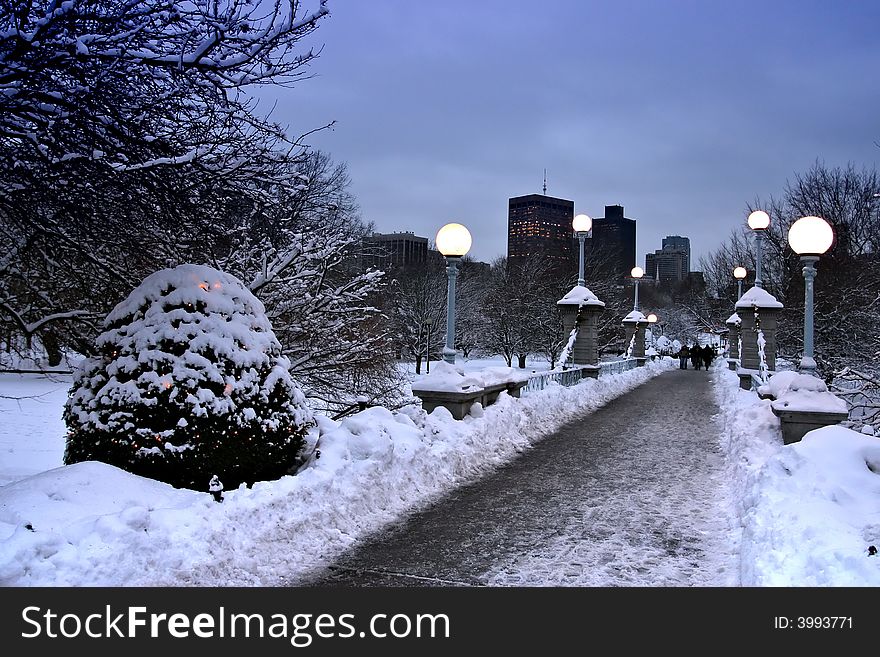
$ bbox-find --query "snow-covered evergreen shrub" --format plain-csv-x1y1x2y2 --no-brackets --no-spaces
64,264,313,489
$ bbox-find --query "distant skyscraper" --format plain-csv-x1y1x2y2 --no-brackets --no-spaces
589,205,636,279
645,235,691,282
507,193,575,270
662,235,691,275
360,232,428,271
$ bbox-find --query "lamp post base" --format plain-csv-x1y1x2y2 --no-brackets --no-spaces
799,356,817,373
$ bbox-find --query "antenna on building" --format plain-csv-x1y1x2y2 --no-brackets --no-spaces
542,169,547,195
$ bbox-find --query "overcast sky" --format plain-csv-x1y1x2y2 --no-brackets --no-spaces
263,0,880,266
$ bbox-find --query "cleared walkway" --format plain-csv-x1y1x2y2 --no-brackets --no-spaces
307,368,738,586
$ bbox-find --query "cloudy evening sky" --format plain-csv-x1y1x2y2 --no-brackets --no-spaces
265,0,880,265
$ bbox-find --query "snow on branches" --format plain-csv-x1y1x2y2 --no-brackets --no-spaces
0,0,329,168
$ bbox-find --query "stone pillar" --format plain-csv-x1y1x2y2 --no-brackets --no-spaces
726,313,741,371
576,305,604,376
557,286,605,377
622,311,648,366
735,287,783,390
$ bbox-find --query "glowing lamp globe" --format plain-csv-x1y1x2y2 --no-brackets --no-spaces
647,313,658,324
747,210,770,230
733,266,747,280
631,266,644,279
788,216,833,256
572,213,592,233
435,223,472,257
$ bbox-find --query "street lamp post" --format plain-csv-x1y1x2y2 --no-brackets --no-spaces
747,210,770,288
572,213,592,287
630,266,644,310
733,266,747,299
436,222,472,365
787,215,834,374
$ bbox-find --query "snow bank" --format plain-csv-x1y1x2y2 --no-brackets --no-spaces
0,361,670,586
740,426,880,586
712,366,880,585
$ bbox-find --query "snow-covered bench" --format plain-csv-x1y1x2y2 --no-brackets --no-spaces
411,363,529,420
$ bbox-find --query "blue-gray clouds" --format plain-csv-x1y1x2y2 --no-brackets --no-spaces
264,0,880,265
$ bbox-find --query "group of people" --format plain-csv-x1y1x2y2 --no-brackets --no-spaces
676,344,715,371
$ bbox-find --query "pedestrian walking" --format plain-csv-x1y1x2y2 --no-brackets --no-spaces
678,344,690,369
701,344,714,370
690,344,702,370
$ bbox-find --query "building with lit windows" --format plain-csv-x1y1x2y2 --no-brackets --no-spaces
507,193,575,271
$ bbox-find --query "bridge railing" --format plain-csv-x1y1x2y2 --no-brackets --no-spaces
521,358,639,396
521,366,587,395
599,358,639,376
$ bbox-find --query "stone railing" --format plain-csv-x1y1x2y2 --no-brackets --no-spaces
412,356,642,420
413,379,528,420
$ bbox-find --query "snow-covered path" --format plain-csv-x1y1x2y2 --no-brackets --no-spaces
310,368,739,586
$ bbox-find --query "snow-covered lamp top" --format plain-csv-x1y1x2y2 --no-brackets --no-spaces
733,266,747,280
726,312,741,325
647,313,658,323
787,216,834,256
572,213,592,233
735,286,784,309
622,310,647,323
747,210,770,230
630,266,644,279
436,223,472,257
557,285,605,307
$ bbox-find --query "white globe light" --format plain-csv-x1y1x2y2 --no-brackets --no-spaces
747,210,770,230
572,213,592,233
631,266,644,279
647,313,658,323
788,216,834,255
435,223,472,257
733,266,747,280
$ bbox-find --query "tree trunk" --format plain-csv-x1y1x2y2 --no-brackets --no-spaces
517,354,527,369
42,331,63,367
415,355,422,375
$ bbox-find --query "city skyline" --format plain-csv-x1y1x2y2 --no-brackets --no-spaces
260,1,879,266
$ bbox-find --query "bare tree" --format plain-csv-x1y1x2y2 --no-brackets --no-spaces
700,161,880,384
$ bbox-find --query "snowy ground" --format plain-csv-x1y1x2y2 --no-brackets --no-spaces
5,362,876,586
0,374,71,487
0,361,673,586
712,366,880,586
